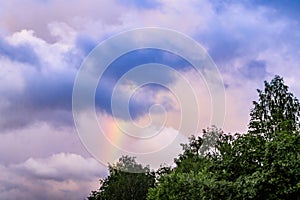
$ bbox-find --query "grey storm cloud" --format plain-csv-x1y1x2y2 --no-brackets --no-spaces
240,60,267,80
0,69,76,131
94,48,191,120
1,0,300,133
0,37,192,131
0,37,40,66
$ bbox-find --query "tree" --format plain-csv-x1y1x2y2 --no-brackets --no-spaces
174,126,222,173
148,127,229,200
249,75,300,138
218,76,300,198
147,76,300,199
88,156,155,200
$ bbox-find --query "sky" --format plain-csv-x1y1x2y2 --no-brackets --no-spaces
1,0,300,199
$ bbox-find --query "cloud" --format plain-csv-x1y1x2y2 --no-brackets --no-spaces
240,60,267,80
0,0,299,133
94,48,193,120
116,0,161,9
0,122,93,164
0,153,105,200
95,113,189,169
0,0,124,41
75,34,98,56
0,37,40,66
13,153,103,181
0,28,80,131
197,3,282,65
0,28,199,130
1,0,298,132
251,0,300,20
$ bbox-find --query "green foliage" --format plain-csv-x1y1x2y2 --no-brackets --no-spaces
147,76,300,200
88,156,155,200
147,170,236,200
174,126,222,174
249,75,300,138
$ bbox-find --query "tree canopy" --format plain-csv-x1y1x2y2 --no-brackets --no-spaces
249,75,300,137
88,156,155,200
147,76,300,199
88,76,300,200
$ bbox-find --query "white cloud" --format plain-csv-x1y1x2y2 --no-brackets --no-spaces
0,0,124,40
0,122,90,164
0,57,27,94
5,28,78,72
13,153,104,181
0,153,105,200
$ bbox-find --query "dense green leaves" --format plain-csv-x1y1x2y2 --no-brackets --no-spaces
249,75,300,138
88,156,155,200
147,76,300,199
147,170,236,200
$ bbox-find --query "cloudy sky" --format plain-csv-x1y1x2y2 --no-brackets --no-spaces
1,0,300,199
